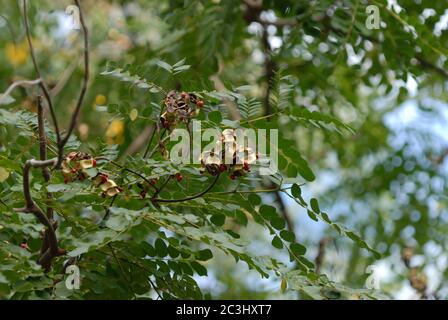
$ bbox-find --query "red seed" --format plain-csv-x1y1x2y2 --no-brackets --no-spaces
230,174,236,180
92,159,97,167
20,242,29,250
219,164,227,172
196,100,204,108
176,174,183,182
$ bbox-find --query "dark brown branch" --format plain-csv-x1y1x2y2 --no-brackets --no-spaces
150,175,172,201
143,126,157,158
261,26,276,116
60,0,90,152
123,125,155,158
104,159,158,192
402,246,428,299
37,96,55,257
315,237,330,274
152,174,220,203
14,158,61,271
416,56,448,79
37,96,51,187
274,190,294,232
22,0,60,144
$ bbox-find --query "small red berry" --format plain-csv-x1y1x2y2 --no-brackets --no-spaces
219,164,227,172
176,174,183,182
92,159,97,167
243,162,250,171
20,242,29,250
57,248,67,256
230,174,236,180
150,178,158,186
181,92,189,100
196,100,204,108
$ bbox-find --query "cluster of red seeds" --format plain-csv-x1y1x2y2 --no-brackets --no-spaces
92,173,123,197
62,151,97,183
160,91,204,130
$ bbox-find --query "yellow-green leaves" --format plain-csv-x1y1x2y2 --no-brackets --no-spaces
0,167,9,182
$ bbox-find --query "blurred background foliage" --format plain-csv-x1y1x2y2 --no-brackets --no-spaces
0,0,447,299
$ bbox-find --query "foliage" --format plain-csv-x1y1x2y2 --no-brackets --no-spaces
0,0,447,300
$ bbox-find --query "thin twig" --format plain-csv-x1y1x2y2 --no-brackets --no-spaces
0,78,42,104
146,129,168,159
143,126,157,158
37,96,55,257
22,0,60,144
152,174,220,203
59,0,90,159
14,158,60,271
103,159,158,192
315,237,330,274
50,57,81,97
0,13,17,44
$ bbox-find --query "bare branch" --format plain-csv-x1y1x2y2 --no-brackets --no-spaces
50,57,81,97
0,78,42,104
60,0,90,150
14,158,61,271
152,174,220,203
37,96,56,258
37,96,51,185
22,0,61,144
315,237,330,274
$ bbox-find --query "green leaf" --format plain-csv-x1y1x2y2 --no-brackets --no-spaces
271,236,283,249
259,205,277,220
47,184,71,193
155,238,168,257
310,198,320,213
248,194,261,206
290,243,306,256
197,249,213,261
280,230,296,242
270,217,286,230
291,183,301,198
190,261,208,276
208,111,222,124
210,214,226,226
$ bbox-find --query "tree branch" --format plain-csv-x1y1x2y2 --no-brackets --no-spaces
14,158,61,271
152,174,220,203
60,0,90,152
22,0,60,145
37,96,56,257
0,78,42,104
